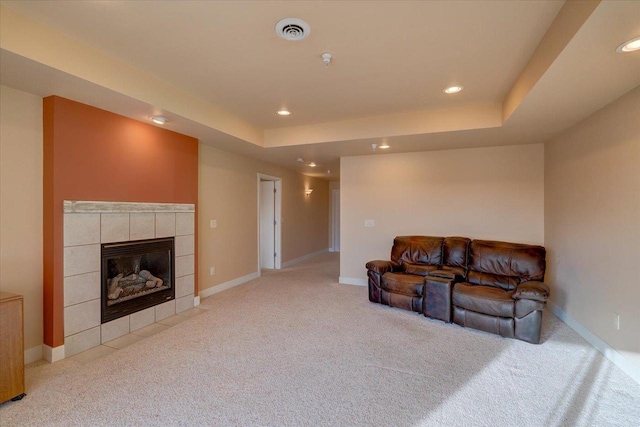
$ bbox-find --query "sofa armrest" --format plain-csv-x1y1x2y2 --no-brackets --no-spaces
424,276,453,322
365,260,399,275
512,281,550,302
428,269,464,282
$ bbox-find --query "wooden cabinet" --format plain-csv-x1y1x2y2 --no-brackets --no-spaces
0,292,26,403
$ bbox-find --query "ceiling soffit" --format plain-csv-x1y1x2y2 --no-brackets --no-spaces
0,5,264,147
0,2,566,145
1,1,639,180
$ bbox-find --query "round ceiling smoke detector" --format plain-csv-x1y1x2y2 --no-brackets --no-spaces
276,18,310,41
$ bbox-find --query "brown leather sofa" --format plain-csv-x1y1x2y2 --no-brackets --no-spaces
366,236,444,313
452,240,549,344
366,236,550,344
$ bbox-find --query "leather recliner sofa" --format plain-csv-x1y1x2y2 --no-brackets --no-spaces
365,235,471,316
452,240,549,344
366,236,444,313
366,236,550,343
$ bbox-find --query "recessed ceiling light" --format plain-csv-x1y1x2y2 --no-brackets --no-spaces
379,143,390,149
308,162,317,167
616,36,640,53
278,110,291,116
443,86,464,94
149,115,168,125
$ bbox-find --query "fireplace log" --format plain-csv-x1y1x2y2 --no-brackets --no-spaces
139,270,163,288
119,279,143,286
120,273,140,283
107,273,124,300
108,288,123,300
107,270,164,301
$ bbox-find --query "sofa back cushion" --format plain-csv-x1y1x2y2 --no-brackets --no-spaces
468,240,545,291
391,236,443,272
404,263,438,276
442,237,471,277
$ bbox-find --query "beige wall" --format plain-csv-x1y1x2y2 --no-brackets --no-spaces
545,87,640,368
340,144,544,281
198,144,329,292
0,86,330,355
0,85,43,352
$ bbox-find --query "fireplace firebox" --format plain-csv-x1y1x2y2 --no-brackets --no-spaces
101,237,175,324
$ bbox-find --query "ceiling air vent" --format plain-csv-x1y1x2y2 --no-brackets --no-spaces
275,18,310,41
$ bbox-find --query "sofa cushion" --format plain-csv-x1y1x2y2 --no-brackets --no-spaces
381,272,425,297
466,271,520,291
443,237,470,271
468,240,545,291
391,236,443,267
404,263,438,276
453,282,514,318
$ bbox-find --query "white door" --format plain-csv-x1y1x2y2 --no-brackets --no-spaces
259,180,275,269
332,189,341,252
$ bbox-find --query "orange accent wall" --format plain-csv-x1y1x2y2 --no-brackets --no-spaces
43,96,198,348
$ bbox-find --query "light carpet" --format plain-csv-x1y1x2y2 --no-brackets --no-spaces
1,253,639,426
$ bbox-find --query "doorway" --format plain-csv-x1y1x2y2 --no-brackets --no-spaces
258,174,282,271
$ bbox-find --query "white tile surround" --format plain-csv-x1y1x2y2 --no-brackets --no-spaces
62,201,195,358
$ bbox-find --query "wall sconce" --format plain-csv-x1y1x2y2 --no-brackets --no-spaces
305,189,313,196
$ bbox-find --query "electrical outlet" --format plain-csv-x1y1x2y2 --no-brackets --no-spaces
613,313,620,330
364,219,375,227
210,219,217,228
210,266,215,275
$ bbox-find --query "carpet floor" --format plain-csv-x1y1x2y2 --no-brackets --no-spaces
1,253,639,426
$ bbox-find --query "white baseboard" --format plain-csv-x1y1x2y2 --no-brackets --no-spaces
339,276,367,286
282,248,329,268
548,302,640,385
199,272,260,299
43,344,65,363
25,345,43,364
193,296,201,307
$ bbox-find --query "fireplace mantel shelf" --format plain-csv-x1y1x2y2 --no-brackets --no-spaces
64,201,195,214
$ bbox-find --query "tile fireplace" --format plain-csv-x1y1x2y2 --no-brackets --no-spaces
62,201,195,358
